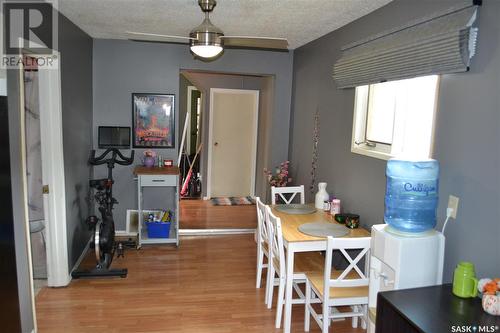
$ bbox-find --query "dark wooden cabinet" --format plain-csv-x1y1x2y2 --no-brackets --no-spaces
376,284,500,333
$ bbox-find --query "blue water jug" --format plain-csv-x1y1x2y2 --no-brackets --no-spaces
384,159,439,233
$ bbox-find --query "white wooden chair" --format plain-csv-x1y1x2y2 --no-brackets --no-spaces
255,197,271,303
304,236,371,333
265,206,323,328
271,185,305,205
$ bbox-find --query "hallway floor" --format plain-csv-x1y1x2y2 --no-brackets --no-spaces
179,199,257,229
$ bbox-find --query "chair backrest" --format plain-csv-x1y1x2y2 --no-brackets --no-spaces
323,236,371,300
271,185,305,205
255,197,269,246
266,206,286,277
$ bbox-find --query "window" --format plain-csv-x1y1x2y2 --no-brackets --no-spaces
351,75,439,160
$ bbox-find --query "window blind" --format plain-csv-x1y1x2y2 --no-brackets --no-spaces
333,5,479,89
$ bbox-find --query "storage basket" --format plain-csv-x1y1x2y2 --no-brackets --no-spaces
145,221,171,238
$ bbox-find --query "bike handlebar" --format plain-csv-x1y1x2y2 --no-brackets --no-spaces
89,148,135,166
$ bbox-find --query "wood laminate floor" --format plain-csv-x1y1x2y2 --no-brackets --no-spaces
36,234,365,333
179,199,257,229
37,202,362,332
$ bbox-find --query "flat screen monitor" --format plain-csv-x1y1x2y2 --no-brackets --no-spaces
98,126,131,149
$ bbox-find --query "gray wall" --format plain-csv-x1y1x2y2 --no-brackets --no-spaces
59,15,94,269
93,39,293,230
289,0,500,281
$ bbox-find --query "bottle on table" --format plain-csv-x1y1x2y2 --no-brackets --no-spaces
315,182,329,210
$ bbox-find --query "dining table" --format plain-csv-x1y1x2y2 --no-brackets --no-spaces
271,205,371,333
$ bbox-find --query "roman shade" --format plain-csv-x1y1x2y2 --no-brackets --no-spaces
333,4,480,88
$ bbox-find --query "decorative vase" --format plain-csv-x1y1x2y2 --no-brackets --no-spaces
142,156,155,168
482,295,500,316
315,182,329,210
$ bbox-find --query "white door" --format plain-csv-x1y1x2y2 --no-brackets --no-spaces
208,89,259,198
21,55,69,288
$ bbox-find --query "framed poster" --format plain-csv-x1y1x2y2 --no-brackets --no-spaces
132,93,175,148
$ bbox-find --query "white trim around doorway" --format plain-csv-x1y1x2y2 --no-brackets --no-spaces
30,53,70,288
186,85,197,156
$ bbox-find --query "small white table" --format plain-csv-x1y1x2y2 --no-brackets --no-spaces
134,166,180,248
272,207,370,333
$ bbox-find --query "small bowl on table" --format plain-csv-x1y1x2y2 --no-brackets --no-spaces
344,214,360,229
334,214,347,224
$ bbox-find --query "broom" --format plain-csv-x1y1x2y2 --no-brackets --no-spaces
181,143,203,197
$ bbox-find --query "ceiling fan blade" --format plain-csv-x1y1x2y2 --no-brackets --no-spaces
126,31,195,41
129,39,189,45
221,36,288,51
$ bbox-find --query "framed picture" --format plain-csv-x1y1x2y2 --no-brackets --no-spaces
132,93,175,148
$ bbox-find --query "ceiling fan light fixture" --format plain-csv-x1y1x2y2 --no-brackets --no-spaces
190,44,223,58
189,17,224,59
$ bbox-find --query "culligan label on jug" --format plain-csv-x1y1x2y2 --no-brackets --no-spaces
387,178,438,197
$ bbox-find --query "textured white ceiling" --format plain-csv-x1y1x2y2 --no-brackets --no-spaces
58,0,393,49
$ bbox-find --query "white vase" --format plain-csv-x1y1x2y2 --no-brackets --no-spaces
315,182,329,210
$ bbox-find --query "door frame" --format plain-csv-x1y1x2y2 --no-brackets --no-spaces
186,85,197,155
37,53,70,287
206,88,259,199
19,53,70,289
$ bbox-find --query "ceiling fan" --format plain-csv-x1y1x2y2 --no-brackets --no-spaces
126,0,289,60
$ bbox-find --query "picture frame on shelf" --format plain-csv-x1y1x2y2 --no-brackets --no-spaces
132,93,175,148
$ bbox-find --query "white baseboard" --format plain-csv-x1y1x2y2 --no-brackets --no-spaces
179,228,255,236
115,230,138,237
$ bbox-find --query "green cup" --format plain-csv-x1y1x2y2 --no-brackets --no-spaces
452,261,478,298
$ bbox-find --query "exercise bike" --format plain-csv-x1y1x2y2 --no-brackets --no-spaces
72,148,134,279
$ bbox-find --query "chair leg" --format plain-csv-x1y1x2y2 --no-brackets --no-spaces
351,305,359,328
275,277,285,328
304,279,311,332
256,248,264,289
361,305,368,330
322,300,329,333
264,265,270,306
266,265,275,309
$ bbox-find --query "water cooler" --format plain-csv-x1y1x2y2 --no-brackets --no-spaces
367,224,445,333
367,158,445,331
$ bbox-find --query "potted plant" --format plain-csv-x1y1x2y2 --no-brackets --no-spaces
264,161,292,203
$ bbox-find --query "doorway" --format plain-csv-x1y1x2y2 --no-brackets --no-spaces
23,68,47,291
19,55,69,292
178,71,272,233
207,88,259,198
